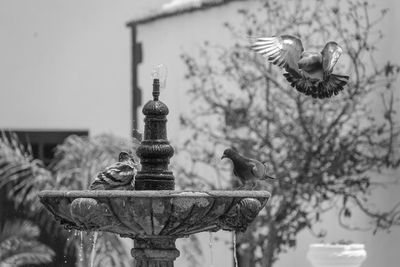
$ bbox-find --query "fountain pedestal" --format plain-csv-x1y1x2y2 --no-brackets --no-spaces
135,79,175,191
132,238,179,267
132,79,177,266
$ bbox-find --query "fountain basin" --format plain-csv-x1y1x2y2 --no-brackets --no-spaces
39,190,270,239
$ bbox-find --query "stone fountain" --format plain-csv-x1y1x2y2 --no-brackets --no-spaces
39,78,271,266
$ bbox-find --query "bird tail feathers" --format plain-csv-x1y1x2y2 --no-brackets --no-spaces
284,70,349,99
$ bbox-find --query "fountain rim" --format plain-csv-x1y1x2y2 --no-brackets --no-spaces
38,190,271,199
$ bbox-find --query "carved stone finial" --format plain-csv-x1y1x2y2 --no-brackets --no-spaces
152,78,160,101
135,79,175,190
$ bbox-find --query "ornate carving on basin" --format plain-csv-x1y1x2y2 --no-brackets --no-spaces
218,197,263,232
39,190,270,239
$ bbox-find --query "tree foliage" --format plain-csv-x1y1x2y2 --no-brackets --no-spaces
177,0,400,266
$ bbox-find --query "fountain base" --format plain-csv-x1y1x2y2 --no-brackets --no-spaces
132,238,179,267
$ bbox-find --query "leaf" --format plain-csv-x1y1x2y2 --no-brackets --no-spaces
0,219,54,266
0,132,53,213
0,220,40,243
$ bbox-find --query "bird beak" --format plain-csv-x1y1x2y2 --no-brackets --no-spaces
265,175,275,180
221,154,226,160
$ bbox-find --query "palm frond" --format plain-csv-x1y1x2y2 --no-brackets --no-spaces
0,219,54,266
0,133,137,266
0,132,53,212
1,242,54,266
0,220,40,244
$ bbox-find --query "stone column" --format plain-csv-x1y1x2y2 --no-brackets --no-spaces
132,79,177,266
135,78,175,190
131,238,180,267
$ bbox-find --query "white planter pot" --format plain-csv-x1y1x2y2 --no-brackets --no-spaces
307,243,367,267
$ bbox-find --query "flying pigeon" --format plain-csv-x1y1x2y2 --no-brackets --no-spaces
251,35,349,99
89,152,137,190
221,148,275,190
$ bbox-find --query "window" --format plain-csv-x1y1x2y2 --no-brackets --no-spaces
12,130,88,165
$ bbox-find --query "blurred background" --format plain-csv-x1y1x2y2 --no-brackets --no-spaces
0,0,399,267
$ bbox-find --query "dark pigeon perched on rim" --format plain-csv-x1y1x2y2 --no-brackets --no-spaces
251,35,349,99
221,148,275,190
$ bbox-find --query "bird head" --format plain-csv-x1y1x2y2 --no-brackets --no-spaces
118,151,136,164
221,147,237,160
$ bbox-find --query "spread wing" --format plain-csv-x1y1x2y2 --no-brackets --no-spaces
251,35,304,71
321,41,343,75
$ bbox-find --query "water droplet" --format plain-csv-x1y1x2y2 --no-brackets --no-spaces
90,231,99,267
233,232,238,267
209,232,214,267
79,231,84,262
151,64,168,89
